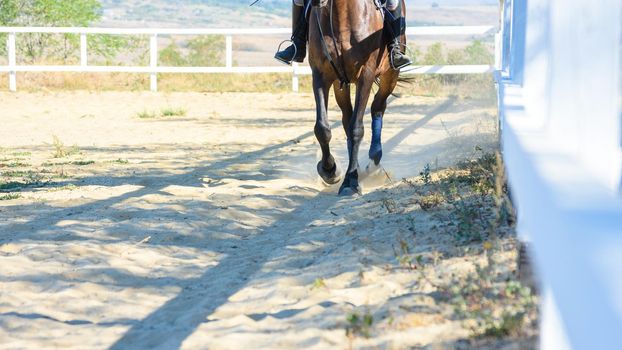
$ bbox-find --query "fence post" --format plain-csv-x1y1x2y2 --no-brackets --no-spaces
8,32,16,92
494,32,501,71
292,62,299,93
547,0,621,190
225,35,233,69
80,33,88,67
150,33,158,92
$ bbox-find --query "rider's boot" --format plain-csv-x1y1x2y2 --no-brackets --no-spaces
387,2,413,70
275,3,308,64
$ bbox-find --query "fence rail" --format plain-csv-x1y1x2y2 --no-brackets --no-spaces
1,25,496,92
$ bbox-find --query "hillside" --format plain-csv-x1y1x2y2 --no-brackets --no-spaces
98,0,288,27
98,0,499,28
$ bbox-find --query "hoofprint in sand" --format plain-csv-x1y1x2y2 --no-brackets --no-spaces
0,92,536,349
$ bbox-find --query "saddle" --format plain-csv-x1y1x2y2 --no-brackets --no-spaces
311,0,387,10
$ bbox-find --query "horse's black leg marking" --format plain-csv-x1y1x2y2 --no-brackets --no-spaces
369,114,383,165
369,70,399,166
312,70,340,184
339,69,375,196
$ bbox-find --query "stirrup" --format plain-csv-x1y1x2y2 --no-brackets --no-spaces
389,42,412,70
274,39,298,66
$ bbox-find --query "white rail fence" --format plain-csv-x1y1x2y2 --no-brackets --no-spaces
497,0,622,349
0,26,496,92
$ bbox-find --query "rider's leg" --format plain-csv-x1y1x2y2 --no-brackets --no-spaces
275,0,308,64
385,0,413,70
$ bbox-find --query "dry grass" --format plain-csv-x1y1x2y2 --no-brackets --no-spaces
0,71,496,99
0,72,313,93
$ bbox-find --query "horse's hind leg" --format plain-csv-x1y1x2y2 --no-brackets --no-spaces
333,81,353,142
313,71,340,184
369,70,399,166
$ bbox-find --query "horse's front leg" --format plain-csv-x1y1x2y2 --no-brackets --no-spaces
339,69,375,196
369,69,399,166
312,71,340,184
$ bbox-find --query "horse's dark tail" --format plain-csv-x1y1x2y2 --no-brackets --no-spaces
396,74,416,88
374,73,416,98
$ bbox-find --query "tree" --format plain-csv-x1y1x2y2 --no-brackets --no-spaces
0,0,103,62
422,42,446,66
0,1,19,25
0,0,19,56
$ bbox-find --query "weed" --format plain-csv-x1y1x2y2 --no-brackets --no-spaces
1,169,45,189
0,162,30,168
0,193,21,200
52,135,67,158
113,158,129,164
451,151,498,196
160,106,187,117
444,261,536,339
345,311,373,339
44,160,93,166
11,152,31,157
419,163,432,185
419,192,444,211
7,166,61,187
70,160,95,166
453,200,483,243
43,161,64,167
392,238,422,271
136,110,156,119
2,170,30,178
0,182,26,191
310,278,327,290
52,135,80,158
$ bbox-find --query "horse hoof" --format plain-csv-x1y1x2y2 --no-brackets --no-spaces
371,154,382,166
338,184,362,197
317,161,341,185
369,145,382,166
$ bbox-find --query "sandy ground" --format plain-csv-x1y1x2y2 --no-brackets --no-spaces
0,91,533,349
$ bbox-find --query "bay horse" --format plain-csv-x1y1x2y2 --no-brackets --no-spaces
308,0,406,196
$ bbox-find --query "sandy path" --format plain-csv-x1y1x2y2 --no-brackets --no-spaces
0,92,529,349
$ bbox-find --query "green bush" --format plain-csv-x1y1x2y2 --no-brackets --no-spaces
159,36,225,67
186,36,225,66
160,41,187,66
